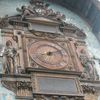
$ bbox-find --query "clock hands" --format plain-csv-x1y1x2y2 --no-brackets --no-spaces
40,50,61,56
29,41,68,69
32,50,61,56
32,50,61,64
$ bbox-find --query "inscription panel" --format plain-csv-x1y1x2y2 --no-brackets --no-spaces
38,77,78,94
32,74,83,96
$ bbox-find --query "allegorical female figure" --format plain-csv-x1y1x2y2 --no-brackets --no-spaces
79,49,95,79
3,40,17,74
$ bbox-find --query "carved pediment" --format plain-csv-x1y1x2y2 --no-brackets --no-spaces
0,0,86,40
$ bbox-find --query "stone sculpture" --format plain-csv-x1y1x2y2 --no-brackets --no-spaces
3,40,18,74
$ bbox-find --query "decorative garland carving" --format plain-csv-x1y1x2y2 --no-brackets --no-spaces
34,95,84,100
16,81,32,89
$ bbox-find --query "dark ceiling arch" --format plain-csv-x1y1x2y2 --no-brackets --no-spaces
48,0,100,37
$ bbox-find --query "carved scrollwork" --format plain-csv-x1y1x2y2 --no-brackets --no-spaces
33,32,46,37
31,31,60,39
82,85,96,94
1,80,32,97
1,80,17,93
47,33,60,39
16,81,32,89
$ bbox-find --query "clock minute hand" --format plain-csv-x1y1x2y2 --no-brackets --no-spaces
46,50,61,56
32,50,61,56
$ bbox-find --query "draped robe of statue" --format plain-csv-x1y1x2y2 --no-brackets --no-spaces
79,53,94,79
3,41,17,74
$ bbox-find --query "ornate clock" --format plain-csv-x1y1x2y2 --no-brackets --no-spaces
29,41,68,69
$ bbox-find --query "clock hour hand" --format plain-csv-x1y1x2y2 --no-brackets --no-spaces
44,50,61,56
32,50,61,57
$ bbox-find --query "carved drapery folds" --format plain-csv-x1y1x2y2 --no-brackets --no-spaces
3,40,18,74
74,41,98,80
2,30,25,75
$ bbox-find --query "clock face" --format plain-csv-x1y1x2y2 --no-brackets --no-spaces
29,41,68,69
